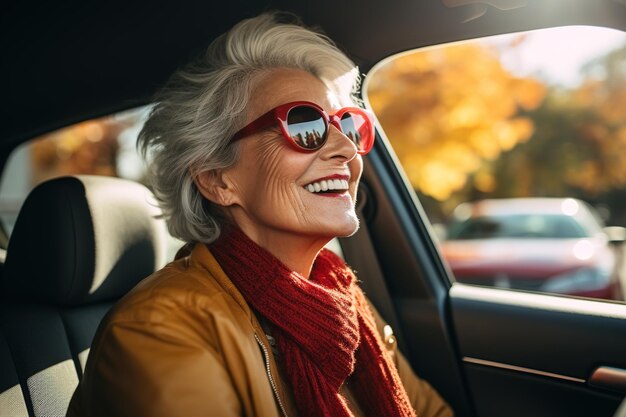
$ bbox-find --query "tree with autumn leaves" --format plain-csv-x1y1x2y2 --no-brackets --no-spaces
493,44,626,224
28,110,143,187
366,37,626,224
366,40,546,217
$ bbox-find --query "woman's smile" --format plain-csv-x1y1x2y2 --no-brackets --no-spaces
303,174,351,197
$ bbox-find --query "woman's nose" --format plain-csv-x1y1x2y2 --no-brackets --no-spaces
320,124,359,161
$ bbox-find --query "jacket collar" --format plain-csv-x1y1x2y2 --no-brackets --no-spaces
187,242,299,414
188,242,256,320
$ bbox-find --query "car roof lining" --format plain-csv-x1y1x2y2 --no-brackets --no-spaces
2,0,625,154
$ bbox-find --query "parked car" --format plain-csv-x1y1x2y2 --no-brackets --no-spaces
2,2,626,417
440,198,626,300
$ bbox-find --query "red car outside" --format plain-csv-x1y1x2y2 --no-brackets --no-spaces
440,198,626,301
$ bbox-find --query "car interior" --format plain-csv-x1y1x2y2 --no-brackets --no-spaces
2,1,626,417
0,175,168,417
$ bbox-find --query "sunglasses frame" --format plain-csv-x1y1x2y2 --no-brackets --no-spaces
230,100,375,155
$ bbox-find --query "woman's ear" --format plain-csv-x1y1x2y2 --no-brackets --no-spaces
193,170,237,207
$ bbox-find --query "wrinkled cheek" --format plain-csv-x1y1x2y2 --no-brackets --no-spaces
290,191,312,226
266,184,307,221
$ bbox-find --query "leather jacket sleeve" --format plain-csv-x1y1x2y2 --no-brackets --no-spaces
368,300,455,417
68,306,242,417
395,348,455,417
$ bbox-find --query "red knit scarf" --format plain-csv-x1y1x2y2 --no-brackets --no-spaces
209,227,416,417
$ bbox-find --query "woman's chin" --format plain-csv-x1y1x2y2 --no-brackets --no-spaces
315,216,360,239
340,219,360,237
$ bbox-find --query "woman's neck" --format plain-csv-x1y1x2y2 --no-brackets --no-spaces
228,222,330,278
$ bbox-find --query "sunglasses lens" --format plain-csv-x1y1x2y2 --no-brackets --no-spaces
286,106,327,150
340,111,371,152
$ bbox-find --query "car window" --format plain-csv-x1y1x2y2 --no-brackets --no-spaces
365,25,626,303
448,214,589,240
0,107,345,262
0,106,191,257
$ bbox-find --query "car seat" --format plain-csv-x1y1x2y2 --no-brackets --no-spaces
0,175,168,417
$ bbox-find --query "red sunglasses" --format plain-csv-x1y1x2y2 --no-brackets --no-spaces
231,101,375,155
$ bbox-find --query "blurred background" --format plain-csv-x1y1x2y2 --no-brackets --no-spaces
365,25,626,303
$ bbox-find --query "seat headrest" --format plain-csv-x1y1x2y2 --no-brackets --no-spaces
3,175,168,306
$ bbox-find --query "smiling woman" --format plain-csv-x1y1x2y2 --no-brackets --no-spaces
64,10,453,417
3,2,626,417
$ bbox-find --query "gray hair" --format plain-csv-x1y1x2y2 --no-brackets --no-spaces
138,11,361,244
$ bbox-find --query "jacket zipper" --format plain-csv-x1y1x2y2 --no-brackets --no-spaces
254,333,289,417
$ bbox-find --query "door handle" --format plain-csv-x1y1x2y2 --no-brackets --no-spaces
589,366,626,393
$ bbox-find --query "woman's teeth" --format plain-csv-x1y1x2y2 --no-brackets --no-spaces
304,179,349,193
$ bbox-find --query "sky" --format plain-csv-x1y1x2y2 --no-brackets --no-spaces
480,26,626,88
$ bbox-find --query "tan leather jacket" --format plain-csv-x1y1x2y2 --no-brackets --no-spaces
67,243,453,417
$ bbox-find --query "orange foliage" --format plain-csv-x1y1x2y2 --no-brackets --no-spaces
30,118,126,186
366,42,546,200
566,78,626,194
